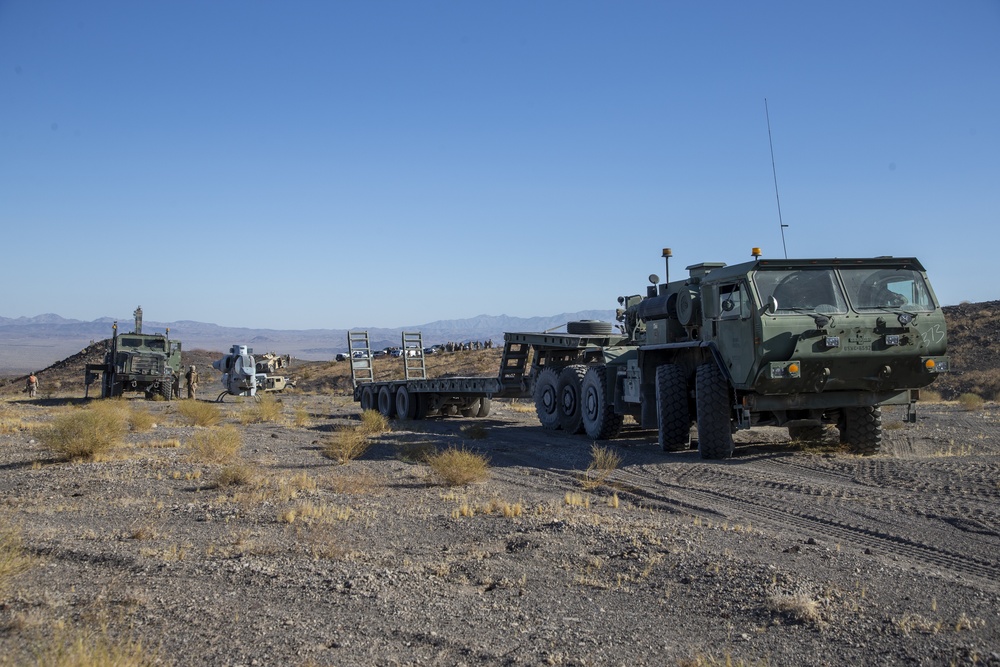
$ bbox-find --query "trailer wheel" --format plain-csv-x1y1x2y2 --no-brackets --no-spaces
378,386,396,418
534,367,562,430
695,362,735,459
581,365,623,440
395,386,418,420
360,386,376,412
414,393,430,420
476,397,492,418
655,364,691,451
840,406,882,455
557,365,588,434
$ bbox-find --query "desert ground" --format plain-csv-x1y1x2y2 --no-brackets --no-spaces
0,363,998,666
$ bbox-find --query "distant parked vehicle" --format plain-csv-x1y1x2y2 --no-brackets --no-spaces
335,353,349,361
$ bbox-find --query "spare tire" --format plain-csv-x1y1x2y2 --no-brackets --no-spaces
566,320,613,335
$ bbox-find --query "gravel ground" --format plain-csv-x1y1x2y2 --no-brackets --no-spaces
1,393,998,666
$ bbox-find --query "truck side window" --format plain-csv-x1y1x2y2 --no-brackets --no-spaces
719,283,748,319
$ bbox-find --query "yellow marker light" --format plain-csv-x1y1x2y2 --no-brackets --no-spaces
925,359,936,370
788,363,799,374
751,247,762,257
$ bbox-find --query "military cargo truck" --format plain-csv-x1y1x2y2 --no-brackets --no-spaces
84,307,182,400
352,248,949,458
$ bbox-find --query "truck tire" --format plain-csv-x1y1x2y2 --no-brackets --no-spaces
534,367,562,430
378,386,396,418
395,386,417,420
655,364,691,451
840,406,882,455
360,386,376,412
414,393,430,420
557,365,588,434
160,382,173,401
695,362,735,459
476,397,492,418
566,320,613,335
581,365,623,440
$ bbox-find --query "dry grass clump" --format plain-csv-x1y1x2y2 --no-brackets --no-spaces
579,443,622,490
507,400,535,414
957,392,985,411
187,425,242,464
460,423,489,440
128,406,157,432
0,520,33,594
426,447,490,487
177,400,223,427
215,463,258,488
293,406,310,427
920,389,942,403
239,394,284,424
769,592,822,624
0,401,31,434
21,626,157,667
357,409,390,435
322,426,372,465
37,402,129,461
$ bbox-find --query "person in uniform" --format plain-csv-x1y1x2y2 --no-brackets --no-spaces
185,365,198,400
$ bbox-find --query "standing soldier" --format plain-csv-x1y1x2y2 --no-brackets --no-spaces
185,365,198,400
26,373,38,398
171,370,181,400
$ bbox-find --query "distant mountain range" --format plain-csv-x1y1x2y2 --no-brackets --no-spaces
0,311,616,376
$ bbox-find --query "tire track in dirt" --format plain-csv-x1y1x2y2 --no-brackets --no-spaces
608,459,1000,585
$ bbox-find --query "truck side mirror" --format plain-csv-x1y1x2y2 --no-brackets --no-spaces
763,295,778,315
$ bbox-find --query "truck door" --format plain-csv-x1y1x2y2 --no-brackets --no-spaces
714,281,756,387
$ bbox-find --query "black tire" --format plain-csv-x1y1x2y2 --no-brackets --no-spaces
788,424,825,443
695,362,735,459
160,382,173,401
557,365,588,434
534,367,562,430
840,406,882,455
566,320,614,335
395,386,417,420
378,386,396,418
581,365,624,440
360,386,376,412
476,397,492,418
414,393,430,420
655,364,691,451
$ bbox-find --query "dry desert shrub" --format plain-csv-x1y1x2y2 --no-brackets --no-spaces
187,425,242,464
322,426,371,465
579,443,622,490
215,463,258,488
426,447,490,487
22,626,157,667
769,592,822,624
461,423,489,440
507,399,535,414
958,392,985,411
920,388,942,403
37,402,129,461
293,405,310,426
240,394,284,424
0,521,33,594
177,400,222,427
127,406,156,432
357,409,390,435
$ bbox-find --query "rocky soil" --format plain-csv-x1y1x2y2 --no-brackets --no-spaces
1,390,998,666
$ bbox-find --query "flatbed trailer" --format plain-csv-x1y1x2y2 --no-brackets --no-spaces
349,326,621,420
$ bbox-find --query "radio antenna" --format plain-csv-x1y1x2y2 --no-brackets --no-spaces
765,98,789,258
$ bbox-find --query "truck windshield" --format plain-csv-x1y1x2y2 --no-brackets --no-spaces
752,269,848,314
838,267,936,312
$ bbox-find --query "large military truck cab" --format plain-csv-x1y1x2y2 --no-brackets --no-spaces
85,307,182,400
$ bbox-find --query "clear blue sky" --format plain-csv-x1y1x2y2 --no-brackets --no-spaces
2,1,997,330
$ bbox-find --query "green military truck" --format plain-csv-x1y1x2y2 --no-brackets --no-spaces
353,248,949,459
85,307,182,400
